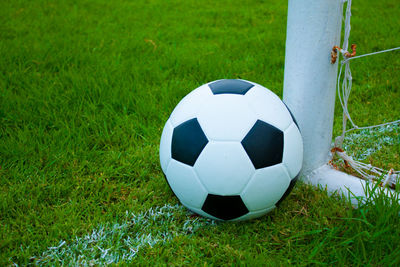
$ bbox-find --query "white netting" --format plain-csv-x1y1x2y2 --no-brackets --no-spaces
332,0,400,188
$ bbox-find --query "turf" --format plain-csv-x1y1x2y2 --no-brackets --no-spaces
0,0,399,265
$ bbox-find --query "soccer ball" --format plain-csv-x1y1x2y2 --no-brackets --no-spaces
159,79,303,221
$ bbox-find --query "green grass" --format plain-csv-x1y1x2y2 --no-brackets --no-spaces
0,0,399,265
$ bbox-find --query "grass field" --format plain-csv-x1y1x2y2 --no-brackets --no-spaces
1,0,400,265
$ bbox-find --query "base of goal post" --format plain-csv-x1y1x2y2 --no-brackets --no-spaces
304,164,398,207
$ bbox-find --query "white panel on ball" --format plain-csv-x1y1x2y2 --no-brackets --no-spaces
159,120,173,173
197,94,258,141
169,84,213,127
283,123,303,178
244,85,293,131
194,141,255,195
241,164,291,211
166,160,208,209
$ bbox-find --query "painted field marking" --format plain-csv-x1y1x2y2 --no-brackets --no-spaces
31,204,215,265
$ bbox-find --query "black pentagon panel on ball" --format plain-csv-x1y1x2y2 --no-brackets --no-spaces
208,79,254,95
202,194,249,220
241,120,284,169
171,118,209,166
275,174,299,207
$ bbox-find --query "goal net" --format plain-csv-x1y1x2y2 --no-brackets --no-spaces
331,0,400,189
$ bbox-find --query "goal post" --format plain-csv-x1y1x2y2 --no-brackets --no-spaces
282,0,396,204
283,0,343,176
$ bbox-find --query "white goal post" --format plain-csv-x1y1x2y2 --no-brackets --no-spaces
282,0,396,205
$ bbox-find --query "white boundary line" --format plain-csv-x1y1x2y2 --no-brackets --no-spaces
30,204,214,265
